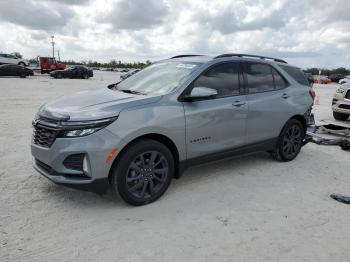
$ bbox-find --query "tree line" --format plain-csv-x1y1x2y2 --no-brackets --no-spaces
27,57,152,69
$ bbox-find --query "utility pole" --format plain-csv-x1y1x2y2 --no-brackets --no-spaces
57,49,60,61
50,35,55,59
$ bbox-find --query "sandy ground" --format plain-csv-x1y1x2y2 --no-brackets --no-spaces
1,72,350,262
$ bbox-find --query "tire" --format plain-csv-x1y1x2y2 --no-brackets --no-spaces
20,73,26,78
333,112,349,121
57,73,62,79
111,139,174,206
270,119,305,162
82,73,88,79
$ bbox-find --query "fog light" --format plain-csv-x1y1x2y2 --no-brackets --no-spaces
83,155,91,177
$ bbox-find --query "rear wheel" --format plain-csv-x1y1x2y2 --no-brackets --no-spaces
333,112,349,121
20,73,26,78
111,139,174,206
56,73,63,79
270,119,304,161
82,73,88,79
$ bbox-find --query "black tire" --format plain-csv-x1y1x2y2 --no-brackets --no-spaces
270,119,305,162
20,73,26,78
333,112,349,121
111,139,174,206
82,73,88,79
57,73,62,79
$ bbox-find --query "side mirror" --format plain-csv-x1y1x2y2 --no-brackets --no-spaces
183,87,218,102
107,81,121,89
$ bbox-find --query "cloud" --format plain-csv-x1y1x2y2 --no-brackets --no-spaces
0,0,75,31
0,0,349,68
98,0,169,30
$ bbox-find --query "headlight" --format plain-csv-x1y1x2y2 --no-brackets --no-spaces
64,128,100,137
59,116,118,138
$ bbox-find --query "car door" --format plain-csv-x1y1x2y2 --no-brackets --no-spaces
182,62,247,159
243,62,294,143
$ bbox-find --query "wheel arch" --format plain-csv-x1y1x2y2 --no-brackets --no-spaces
108,133,181,184
289,114,307,133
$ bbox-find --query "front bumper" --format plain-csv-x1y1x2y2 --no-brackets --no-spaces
31,127,127,190
332,95,350,114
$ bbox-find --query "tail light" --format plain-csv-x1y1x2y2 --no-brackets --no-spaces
309,90,316,100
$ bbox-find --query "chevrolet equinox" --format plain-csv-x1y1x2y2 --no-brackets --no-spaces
31,54,314,205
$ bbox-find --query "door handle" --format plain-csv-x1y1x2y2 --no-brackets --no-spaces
232,101,246,107
281,93,290,99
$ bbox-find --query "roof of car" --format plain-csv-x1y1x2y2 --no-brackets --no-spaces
165,54,289,66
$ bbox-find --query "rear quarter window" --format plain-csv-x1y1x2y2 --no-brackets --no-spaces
280,65,309,86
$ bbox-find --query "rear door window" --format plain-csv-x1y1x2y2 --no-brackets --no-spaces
244,63,274,93
272,68,288,89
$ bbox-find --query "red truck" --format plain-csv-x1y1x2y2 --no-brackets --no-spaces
38,57,66,74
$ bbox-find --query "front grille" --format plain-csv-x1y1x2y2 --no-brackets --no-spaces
33,124,59,148
345,90,350,99
338,104,350,110
63,154,85,171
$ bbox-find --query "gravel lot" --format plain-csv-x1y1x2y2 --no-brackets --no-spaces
1,72,350,262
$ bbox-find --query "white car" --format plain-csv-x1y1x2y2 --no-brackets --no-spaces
332,85,350,121
339,76,350,85
0,53,29,66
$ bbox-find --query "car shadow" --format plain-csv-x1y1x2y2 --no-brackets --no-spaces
41,151,275,208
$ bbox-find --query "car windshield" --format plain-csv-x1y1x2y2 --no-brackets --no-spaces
116,61,201,95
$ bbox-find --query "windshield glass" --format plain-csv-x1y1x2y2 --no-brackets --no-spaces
117,61,201,95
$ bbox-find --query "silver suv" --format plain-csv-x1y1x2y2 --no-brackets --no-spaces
31,54,314,205
332,85,350,121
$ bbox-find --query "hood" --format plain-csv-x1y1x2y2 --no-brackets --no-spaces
39,88,161,121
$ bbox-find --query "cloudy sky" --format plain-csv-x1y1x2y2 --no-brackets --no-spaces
0,0,349,68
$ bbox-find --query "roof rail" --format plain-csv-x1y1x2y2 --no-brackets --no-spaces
170,55,204,59
214,53,287,64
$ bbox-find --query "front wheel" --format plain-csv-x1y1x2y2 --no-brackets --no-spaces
270,119,305,162
333,112,349,121
111,139,174,206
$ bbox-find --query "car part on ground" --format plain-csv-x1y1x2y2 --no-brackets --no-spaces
305,117,350,151
50,65,93,79
0,64,34,78
330,194,350,204
31,53,314,205
332,85,350,120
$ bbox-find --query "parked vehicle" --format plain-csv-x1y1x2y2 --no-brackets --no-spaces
339,76,350,85
31,53,314,205
332,85,350,121
50,66,93,79
0,64,33,78
328,74,344,83
313,75,332,84
38,57,66,74
120,69,140,80
0,53,29,66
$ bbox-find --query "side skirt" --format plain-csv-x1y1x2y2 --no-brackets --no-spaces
177,138,277,177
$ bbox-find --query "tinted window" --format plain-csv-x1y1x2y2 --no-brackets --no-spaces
193,62,240,97
245,63,274,93
272,68,287,89
279,65,309,86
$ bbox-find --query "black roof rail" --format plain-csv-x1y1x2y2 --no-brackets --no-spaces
170,55,204,59
214,53,287,64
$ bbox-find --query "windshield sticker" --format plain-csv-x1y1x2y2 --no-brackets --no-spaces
176,63,196,69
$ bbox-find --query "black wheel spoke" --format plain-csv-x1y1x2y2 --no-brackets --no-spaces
126,150,169,200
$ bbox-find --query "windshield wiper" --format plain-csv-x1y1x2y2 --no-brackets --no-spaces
118,89,146,95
